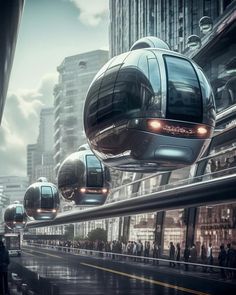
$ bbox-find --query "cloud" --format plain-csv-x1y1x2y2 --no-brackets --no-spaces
69,0,109,26
0,73,57,176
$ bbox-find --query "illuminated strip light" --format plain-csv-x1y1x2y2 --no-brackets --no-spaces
37,208,57,213
146,119,211,139
80,187,108,194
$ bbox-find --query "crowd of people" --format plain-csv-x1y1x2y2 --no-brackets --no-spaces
27,238,236,279
169,241,236,279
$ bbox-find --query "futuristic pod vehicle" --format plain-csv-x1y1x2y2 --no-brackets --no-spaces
4,201,27,230
84,36,216,172
57,145,110,206
24,178,60,220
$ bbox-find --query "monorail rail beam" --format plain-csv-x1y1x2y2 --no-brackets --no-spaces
0,0,24,123
26,174,236,228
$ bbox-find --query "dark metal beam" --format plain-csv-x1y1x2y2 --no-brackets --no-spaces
26,174,236,228
0,0,24,123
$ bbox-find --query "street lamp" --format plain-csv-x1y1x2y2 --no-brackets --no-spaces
199,16,213,34
186,35,201,50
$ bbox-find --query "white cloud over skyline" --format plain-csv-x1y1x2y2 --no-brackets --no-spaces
1,0,109,178
0,74,57,176
69,0,109,26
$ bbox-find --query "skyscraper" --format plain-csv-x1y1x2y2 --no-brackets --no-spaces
38,108,54,154
0,186,10,233
53,50,108,175
27,108,55,183
109,0,232,56
0,176,28,204
27,144,41,184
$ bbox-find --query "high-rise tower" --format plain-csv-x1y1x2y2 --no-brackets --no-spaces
53,50,108,175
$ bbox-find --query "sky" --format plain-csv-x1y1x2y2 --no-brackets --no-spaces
0,0,109,176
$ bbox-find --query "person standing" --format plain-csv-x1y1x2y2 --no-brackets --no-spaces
0,240,10,295
207,243,213,272
176,243,181,268
169,242,175,267
218,244,227,279
144,241,150,263
201,244,207,272
190,244,197,270
183,245,190,271
152,241,159,265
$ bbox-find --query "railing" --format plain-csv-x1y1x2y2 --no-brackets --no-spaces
110,166,236,202
24,243,236,276
108,144,236,200
26,173,236,228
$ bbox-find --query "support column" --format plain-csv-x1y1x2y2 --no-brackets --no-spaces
122,216,131,243
154,211,165,246
185,207,197,247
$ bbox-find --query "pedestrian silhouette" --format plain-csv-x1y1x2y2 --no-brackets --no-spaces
0,240,10,295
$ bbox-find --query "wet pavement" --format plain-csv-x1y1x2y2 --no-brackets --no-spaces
8,246,236,295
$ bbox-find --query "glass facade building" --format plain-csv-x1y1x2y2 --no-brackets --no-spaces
104,0,236,260
109,0,234,57
53,50,108,175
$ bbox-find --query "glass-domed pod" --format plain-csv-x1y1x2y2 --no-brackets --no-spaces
78,143,90,151
130,36,170,51
57,148,110,206
84,37,216,172
24,181,60,220
4,202,26,230
199,16,213,34
187,35,201,50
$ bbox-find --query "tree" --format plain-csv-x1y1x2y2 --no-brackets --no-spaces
87,228,107,242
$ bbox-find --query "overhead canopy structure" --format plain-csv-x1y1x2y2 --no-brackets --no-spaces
0,0,24,124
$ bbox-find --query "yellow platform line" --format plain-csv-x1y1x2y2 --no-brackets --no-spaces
81,262,211,295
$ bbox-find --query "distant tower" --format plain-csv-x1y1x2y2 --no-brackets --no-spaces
27,144,41,183
35,107,55,182
53,50,108,176
27,108,55,183
0,176,28,204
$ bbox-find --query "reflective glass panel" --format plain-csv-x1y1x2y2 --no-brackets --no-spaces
86,155,103,187
129,213,155,243
15,206,23,214
163,209,186,255
164,55,202,123
195,203,236,257
41,186,53,209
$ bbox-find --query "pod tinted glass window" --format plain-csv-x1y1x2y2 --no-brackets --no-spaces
25,187,34,208
164,55,202,123
41,186,53,209
139,56,162,113
113,51,142,117
86,155,103,187
16,206,23,214
15,206,23,222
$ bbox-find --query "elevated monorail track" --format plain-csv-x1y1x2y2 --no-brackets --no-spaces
26,173,236,228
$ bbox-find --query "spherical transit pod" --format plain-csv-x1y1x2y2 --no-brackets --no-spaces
57,147,110,206
187,35,201,50
84,36,216,172
4,202,26,230
24,180,60,220
199,16,213,34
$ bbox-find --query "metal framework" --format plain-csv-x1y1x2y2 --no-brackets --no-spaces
26,173,236,228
